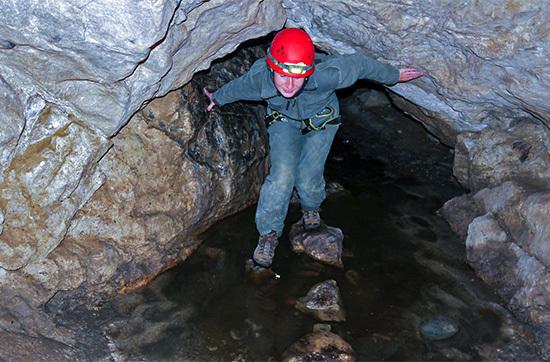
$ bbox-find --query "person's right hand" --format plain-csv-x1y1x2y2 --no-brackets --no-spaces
203,87,216,112
398,68,425,82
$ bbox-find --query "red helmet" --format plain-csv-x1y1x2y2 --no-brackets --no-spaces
266,28,315,78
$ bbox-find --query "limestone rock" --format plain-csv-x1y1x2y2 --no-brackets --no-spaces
0,330,77,362
453,121,550,192
0,0,285,137
0,103,110,270
282,331,355,362
295,280,346,322
466,214,550,358
0,44,269,343
285,0,550,144
290,222,344,268
59,47,269,294
439,194,480,240
442,180,550,358
473,182,550,267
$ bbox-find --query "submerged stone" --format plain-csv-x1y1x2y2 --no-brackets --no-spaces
282,331,355,362
289,222,344,268
420,318,459,340
244,259,280,286
295,280,346,322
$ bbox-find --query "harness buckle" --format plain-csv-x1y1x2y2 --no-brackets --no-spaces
264,111,284,128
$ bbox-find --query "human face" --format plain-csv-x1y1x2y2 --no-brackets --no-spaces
273,72,306,98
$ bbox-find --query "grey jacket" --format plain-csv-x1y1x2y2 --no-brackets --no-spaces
213,52,399,123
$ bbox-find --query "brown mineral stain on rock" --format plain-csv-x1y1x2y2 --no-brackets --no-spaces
505,1,520,13
118,258,180,294
118,239,203,293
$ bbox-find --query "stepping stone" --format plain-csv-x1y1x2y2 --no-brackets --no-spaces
420,317,459,340
244,259,280,286
295,280,346,322
289,221,344,268
282,331,355,362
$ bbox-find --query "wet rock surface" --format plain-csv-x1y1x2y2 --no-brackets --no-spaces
420,317,459,341
340,87,549,360
0,330,77,362
289,222,344,268
295,280,346,322
0,44,269,354
441,180,550,357
282,331,356,362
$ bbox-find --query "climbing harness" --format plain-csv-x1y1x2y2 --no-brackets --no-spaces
264,106,341,135
264,111,286,128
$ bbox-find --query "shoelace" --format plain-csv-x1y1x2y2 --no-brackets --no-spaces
259,235,275,254
304,210,319,222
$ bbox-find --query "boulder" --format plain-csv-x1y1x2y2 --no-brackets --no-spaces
466,213,550,358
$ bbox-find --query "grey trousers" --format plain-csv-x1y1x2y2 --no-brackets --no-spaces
255,119,339,236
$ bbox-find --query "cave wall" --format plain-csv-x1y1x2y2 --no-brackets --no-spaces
0,0,279,343
0,0,548,356
0,0,283,270
284,0,549,143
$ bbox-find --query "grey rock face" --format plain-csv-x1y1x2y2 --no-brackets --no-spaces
439,194,480,240
466,212,550,358
473,182,550,268
453,121,550,192
0,101,110,270
0,0,285,136
442,181,550,358
284,0,550,143
0,0,284,271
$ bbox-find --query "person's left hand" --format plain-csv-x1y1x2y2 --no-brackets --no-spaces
398,68,425,82
203,87,216,112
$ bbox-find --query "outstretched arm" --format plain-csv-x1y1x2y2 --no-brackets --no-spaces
203,59,266,112
398,68,425,82
326,54,424,89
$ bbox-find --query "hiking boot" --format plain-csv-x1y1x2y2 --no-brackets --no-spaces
253,230,279,267
302,209,321,230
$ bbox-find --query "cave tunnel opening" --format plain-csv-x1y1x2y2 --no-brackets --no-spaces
68,37,539,361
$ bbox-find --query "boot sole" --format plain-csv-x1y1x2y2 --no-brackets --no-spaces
252,258,272,268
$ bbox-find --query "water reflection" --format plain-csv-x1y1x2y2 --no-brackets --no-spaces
103,98,536,361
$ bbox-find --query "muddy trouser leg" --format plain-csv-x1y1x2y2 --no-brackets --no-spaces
295,124,340,211
255,120,303,236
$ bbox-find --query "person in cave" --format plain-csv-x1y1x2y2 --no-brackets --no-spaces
203,28,424,268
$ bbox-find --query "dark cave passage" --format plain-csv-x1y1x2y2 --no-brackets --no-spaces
85,87,536,361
